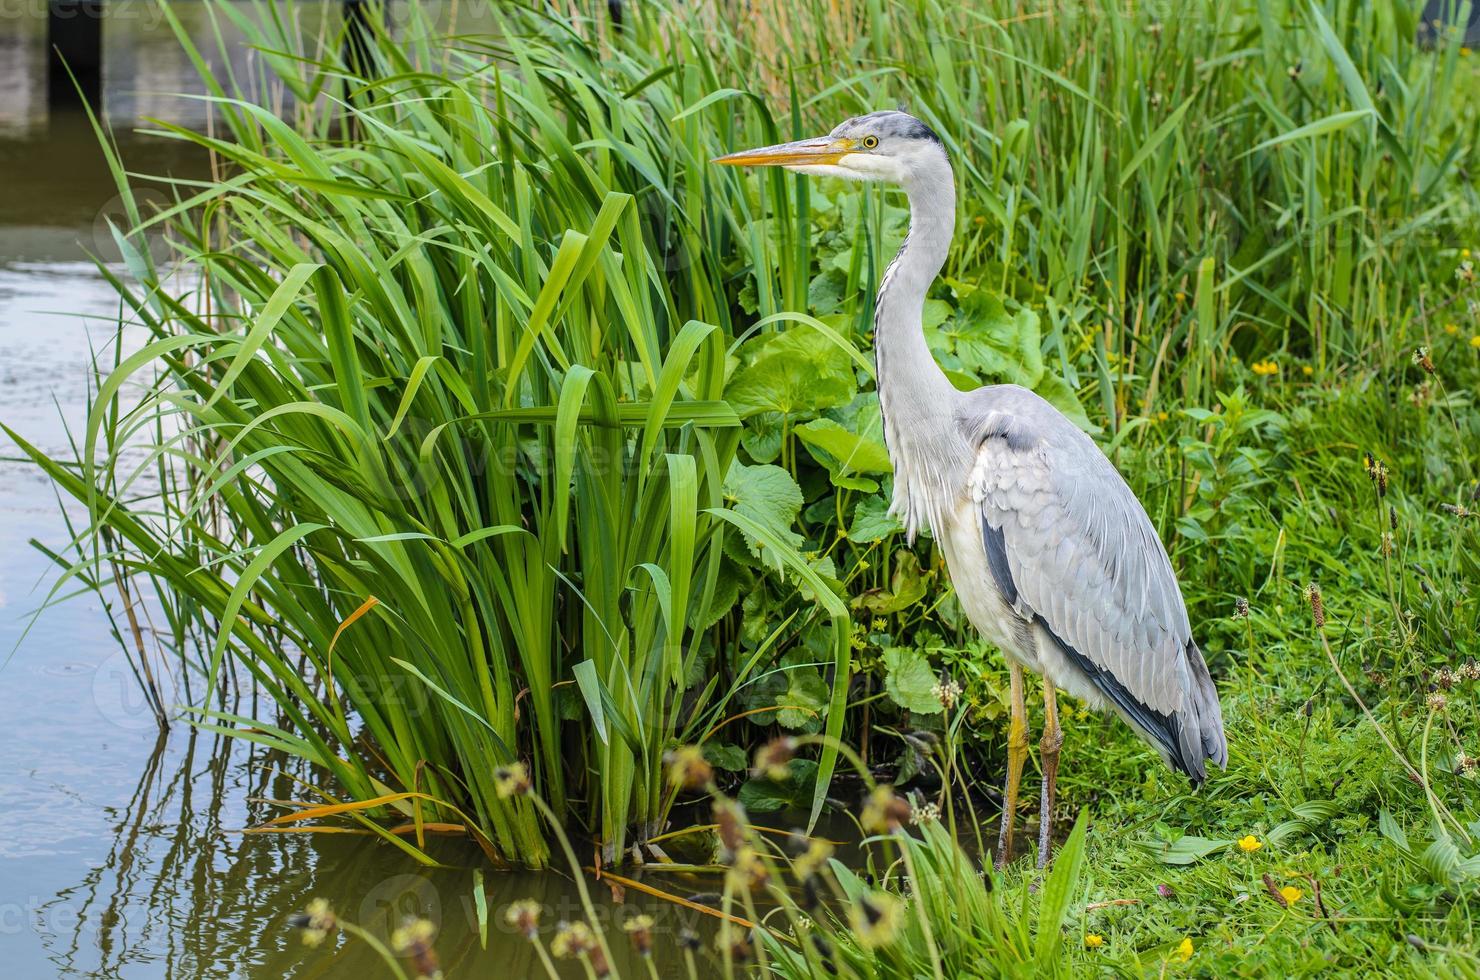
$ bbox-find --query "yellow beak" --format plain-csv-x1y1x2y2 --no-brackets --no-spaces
712,137,851,168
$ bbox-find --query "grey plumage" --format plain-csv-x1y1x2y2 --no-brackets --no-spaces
830,109,945,146
714,109,1227,862
965,386,1227,780
836,111,1227,784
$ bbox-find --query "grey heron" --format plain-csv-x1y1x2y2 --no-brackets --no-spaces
715,110,1227,868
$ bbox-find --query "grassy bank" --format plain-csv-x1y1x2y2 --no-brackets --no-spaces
5,0,1480,973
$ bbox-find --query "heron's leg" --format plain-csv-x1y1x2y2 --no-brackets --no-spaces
1037,680,1063,870
995,662,1029,870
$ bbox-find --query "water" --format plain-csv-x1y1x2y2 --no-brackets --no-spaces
0,6,715,977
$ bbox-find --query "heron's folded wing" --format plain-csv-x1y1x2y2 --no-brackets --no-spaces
966,401,1220,774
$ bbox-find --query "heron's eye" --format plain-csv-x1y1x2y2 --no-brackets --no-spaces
862,135,879,149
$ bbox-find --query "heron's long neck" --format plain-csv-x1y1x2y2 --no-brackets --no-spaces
875,168,961,541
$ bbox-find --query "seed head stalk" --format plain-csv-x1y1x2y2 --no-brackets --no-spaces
527,932,560,980
522,789,617,972
340,922,411,980
895,830,946,980
1364,458,1406,633
1308,585,1468,845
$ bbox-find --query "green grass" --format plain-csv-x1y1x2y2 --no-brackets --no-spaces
5,0,1480,974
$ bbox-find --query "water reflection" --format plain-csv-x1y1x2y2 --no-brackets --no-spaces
0,252,712,980
27,722,717,978
0,4,723,977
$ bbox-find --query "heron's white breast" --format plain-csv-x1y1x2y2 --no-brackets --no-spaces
936,494,1041,672
939,485,1114,713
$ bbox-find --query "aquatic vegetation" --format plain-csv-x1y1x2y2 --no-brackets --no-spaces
4,0,1480,972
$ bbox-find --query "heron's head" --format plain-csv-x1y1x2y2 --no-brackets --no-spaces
713,109,946,187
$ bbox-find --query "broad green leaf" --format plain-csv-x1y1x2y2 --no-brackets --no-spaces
1035,810,1089,966
882,647,942,714
722,461,805,565
739,411,786,464
1243,108,1374,157
1137,833,1234,865
726,327,857,419
473,870,489,949
572,660,608,745
775,668,829,731
1378,810,1410,853
795,418,891,476
847,496,903,543
702,742,749,771
738,760,820,813
858,551,929,614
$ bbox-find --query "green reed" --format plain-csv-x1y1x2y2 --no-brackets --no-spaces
5,0,1476,872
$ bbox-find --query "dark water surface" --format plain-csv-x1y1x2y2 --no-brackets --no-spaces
0,5,716,977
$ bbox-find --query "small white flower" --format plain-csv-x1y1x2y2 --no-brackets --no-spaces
931,679,963,710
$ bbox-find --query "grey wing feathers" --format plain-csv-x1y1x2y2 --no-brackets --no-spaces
963,386,1227,782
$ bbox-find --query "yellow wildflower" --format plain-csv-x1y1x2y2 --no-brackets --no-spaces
623,914,655,957
1156,411,1169,422
1302,365,1313,376
1175,937,1194,962
1463,248,1472,259
755,736,796,782
1085,933,1105,948
1251,360,1279,376
391,918,441,980
792,837,835,881
1279,886,1303,905
1175,291,1186,303
1470,335,1480,349
1463,47,1473,56
1237,835,1263,852
1445,323,1459,334
728,846,770,892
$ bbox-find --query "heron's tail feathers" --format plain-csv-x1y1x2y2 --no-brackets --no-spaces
1166,640,1227,785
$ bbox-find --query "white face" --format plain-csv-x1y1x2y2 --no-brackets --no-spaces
784,151,904,182
713,112,946,188
785,136,947,185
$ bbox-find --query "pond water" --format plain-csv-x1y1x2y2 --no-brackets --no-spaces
0,5,720,977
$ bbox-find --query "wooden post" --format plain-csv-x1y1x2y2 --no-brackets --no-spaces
47,0,104,109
